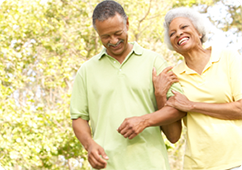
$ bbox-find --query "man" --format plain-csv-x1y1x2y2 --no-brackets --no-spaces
70,0,186,169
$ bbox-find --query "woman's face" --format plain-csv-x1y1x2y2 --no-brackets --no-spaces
168,17,202,53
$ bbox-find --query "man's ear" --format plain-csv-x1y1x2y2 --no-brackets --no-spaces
126,17,129,30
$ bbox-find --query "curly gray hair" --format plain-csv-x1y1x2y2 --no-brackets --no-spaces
163,7,208,51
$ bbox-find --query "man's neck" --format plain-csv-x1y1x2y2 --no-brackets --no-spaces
108,43,133,64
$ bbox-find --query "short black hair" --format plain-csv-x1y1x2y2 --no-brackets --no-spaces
92,0,127,30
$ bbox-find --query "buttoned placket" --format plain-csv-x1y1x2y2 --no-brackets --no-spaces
109,57,123,75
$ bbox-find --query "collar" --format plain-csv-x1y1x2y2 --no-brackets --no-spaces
97,41,143,60
175,45,222,74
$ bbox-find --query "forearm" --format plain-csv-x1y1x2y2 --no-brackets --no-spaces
143,106,186,127
189,99,242,120
155,92,167,109
155,93,183,142
155,91,184,127
72,118,95,151
161,120,182,143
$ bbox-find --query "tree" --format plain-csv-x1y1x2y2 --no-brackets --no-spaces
0,0,240,170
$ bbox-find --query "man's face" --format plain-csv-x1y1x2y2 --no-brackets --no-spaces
95,14,129,58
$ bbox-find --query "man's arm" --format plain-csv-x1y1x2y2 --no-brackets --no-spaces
152,66,183,143
117,106,186,140
72,118,109,169
117,67,186,141
155,91,183,144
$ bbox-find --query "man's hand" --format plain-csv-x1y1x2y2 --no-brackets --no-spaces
87,141,109,169
117,116,149,139
166,90,193,112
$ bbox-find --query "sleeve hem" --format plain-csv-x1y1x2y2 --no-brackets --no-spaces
71,113,89,120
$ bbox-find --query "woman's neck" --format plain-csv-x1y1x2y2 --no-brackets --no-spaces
182,46,211,75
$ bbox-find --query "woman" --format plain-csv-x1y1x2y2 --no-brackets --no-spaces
153,7,242,170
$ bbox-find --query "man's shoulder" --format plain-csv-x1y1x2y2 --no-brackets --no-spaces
82,51,103,66
141,46,161,56
133,42,161,57
75,52,103,76
141,48,164,61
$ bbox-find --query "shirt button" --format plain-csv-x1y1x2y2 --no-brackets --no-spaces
114,61,116,63
119,69,122,71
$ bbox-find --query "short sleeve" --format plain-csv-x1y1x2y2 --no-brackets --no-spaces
70,67,89,120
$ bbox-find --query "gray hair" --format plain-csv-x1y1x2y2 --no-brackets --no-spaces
163,7,208,51
92,0,127,30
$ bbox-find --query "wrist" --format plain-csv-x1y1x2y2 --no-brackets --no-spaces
142,114,152,128
188,101,196,112
155,91,167,97
84,138,96,151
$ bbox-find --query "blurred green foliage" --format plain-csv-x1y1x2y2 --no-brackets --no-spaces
0,0,240,169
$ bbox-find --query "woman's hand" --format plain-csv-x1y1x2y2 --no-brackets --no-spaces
166,90,193,112
152,66,179,97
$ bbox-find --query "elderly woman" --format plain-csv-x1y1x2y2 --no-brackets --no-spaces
153,7,242,170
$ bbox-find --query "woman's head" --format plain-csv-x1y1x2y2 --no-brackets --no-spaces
163,7,208,51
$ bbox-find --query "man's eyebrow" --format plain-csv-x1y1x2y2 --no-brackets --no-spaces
100,30,123,37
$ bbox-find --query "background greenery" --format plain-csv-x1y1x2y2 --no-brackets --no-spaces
0,0,241,169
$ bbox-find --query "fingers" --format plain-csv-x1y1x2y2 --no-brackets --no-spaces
157,67,178,80
152,67,157,76
167,73,179,81
121,129,135,139
128,132,139,139
152,67,157,81
153,66,178,81
117,121,133,138
161,66,173,73
117,117,144,139
165,97,174,107
117,121,125,133
166,70,178,78
118,128,139,139
88,152,107,169
118,124,137,139
88,144,108,169
88,156,106,169
171,90,181,95
100,149,109,161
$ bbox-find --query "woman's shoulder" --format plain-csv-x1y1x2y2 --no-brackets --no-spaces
210,44,241,60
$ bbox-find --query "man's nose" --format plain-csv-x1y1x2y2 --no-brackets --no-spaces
109,35,119,45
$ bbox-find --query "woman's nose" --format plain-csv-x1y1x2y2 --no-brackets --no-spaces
176,29,183,37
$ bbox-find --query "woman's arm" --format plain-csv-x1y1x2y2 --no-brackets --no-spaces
167,90,242,120
117,67,186,142
152,67,184,143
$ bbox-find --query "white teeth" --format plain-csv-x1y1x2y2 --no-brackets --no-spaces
178,38,189,45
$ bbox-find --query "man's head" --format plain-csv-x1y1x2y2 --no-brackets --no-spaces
92,0,131,60
92,0,127,31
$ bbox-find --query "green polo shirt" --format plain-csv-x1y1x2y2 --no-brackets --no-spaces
70,42,183,170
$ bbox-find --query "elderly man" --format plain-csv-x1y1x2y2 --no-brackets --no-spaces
70,0,186,169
